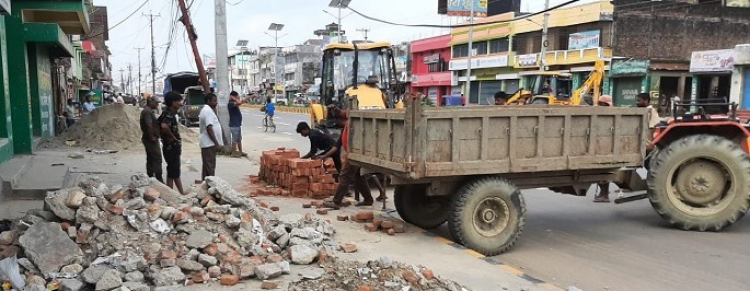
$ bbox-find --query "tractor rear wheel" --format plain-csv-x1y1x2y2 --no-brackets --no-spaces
394,184,450,229
647,134,750,231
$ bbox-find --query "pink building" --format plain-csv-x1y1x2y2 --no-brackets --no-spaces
411,35,453,106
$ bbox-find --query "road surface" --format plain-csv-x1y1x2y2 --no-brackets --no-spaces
241,109,750,291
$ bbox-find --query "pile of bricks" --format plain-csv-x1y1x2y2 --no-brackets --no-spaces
255,148,339,199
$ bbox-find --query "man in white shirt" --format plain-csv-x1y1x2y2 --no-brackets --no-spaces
199,93,223,180
116,93,125,104
82,95,96,115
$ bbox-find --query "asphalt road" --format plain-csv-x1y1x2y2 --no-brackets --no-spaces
241,109,750,291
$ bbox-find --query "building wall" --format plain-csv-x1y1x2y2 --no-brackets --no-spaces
613,0,750,60
0,17,14,164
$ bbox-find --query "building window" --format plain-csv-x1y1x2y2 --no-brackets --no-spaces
473,41,488,55
453,44,469,58
427,61,446,73
489,38,509,53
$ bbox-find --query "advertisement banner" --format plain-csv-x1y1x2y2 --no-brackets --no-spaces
449,56,508,71
447,0,488,17
690,49,735,73
568,30,600,50
517,54,538,67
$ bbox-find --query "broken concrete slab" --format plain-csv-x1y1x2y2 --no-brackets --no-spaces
18,222,83,278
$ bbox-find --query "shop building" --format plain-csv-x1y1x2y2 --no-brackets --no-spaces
511,0,614,99
449,12,517,105
731,44,750,111
410,34,452,105
0,0,89,163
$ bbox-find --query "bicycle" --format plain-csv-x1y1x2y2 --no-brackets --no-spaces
262,113,276,133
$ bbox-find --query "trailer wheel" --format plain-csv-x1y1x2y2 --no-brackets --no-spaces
393,185,450,229
648,134,750,231
448,177,526,256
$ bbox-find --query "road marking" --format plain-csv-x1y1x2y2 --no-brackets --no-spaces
278,122,290,126
421,229,564,291
282,132,293,136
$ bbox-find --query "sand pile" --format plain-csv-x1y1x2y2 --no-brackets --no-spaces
48,104,199,151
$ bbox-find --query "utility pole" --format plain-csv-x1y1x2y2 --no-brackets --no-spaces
143,12,161,94
465,0,475,103
540,0,550,72
119,68,125,93
213,0,231,146
135,47,144,94
357,28,370,41
127,63,133,95
176,0,211,93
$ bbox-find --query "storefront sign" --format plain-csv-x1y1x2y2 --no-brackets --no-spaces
568,30,600,50
610,59,649,77
690,49,735,73
517,54,538,67
449,55,508,71
569,30,600,50
446,0,488,17
424,54,440,64
0,0,10,14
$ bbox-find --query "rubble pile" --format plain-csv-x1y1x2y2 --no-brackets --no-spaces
0,174,337,290
46,104,199,151
257,148,339,199
289,258,470,291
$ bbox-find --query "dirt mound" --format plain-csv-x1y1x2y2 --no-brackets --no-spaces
47,104,200,151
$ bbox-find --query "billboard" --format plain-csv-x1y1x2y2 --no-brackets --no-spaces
726,0,749,8
690,49,735,73
439,0,488,17
568,30,600,50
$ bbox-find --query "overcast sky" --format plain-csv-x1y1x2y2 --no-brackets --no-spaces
99,0,599,81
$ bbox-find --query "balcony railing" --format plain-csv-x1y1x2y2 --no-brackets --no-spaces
514,47,611,68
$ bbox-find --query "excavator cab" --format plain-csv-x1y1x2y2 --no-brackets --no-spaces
311,42,403,138
527,73,574,105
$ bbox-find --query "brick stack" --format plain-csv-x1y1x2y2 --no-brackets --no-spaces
256,148,339,199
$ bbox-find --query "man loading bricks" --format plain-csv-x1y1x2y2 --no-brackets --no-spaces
296,121,341,173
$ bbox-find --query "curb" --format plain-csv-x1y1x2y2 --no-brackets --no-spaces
421,231,565,291
243,104,309,114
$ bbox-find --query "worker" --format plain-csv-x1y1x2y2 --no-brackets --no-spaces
594,95,615,203
637,93,661,130
494,91,509,105
296,121,341,173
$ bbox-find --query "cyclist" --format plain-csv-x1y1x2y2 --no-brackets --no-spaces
264,97,275,127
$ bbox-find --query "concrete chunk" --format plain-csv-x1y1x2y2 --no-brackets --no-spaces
18,222,83,278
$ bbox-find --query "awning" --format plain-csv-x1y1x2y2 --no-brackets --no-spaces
17,0,90,35
23,22,75,57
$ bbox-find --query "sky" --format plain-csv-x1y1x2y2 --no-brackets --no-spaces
99,0,599,83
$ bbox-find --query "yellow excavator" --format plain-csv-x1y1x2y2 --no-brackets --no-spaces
310,42,404,139
506,59,606,106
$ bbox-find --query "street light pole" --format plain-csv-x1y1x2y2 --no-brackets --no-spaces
267,23,285,102
465,0,475,103
540,0,550,72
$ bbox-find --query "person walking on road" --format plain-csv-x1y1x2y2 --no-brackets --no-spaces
199,93,223,180
65,99,77,127
296,121,341,173
140,97,163,182
82,95,96,115
158,92,185,194
228,91,246,157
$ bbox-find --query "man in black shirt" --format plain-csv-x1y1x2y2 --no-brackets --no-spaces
140,97,163,182
227,91,246,157
158,91,185,194
296,122,341,173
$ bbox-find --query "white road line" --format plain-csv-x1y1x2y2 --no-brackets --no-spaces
282,132,293,136
278,122,290,126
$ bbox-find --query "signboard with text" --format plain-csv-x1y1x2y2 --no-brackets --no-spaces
449,55,508,71
446,0,488,17
424,54,440,64
690,49,735,73
517,54,538,67
568,30,600,50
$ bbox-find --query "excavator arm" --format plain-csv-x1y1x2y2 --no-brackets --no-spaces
570,59,606,105
506,89,532,105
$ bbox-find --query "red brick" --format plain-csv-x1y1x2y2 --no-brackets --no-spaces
59,222,71,231
261,280,279,289
144,187,161,201
193,271,210,283
310,183,323,192
108,189,127,203
106,204,124,215
421,269,435,280
266,254,284,263
372,219,383,229
317,252,329,266
316,209,328,215
220,275,240,286
290,183,309,190
387,229,395,236
381,221,394,230
161,249,178,260
358,286,372,291
172,211,189,223
392,223,405,233
402,270,419,283
302,202,312,209
291,189,309,197
336,214,348,221
203,244,218,256
249,176,261,184
364,223,378,232
280,190,290,196
356,211,374,221
200,196,213,207
341,242,357,253
270,206,280,211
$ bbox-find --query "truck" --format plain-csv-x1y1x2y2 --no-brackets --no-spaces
346,98,750,256
163,72,205,127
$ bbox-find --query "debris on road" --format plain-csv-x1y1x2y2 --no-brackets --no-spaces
0,174,337,290
288,259,470,291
